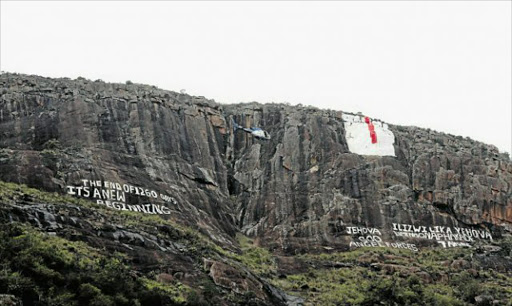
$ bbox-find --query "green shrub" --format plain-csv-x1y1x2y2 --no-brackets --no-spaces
0,223,189,305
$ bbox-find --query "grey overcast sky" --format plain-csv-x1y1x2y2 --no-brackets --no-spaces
1,1,511,154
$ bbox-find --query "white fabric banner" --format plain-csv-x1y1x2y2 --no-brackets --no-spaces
342,114,396,156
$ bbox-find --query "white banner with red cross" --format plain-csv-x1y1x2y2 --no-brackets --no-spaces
341,114,396,157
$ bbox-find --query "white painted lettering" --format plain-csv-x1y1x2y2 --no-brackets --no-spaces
66,186,76,195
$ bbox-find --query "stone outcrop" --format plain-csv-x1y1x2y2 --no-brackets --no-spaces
1,72,511,256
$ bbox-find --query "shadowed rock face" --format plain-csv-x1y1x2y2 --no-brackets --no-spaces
1,73,511,254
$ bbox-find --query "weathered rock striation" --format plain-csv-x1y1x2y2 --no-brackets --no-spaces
1,73,510,253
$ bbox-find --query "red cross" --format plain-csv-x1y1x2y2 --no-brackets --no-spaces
365,117,377,144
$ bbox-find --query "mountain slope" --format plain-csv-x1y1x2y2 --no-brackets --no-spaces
0,72,511,305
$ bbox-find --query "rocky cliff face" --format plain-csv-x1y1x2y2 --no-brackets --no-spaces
1,73,511,305
227,105,511,252
1,73,510,249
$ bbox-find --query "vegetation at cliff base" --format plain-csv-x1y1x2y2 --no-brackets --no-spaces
268,247,512,306
233,233,277,277
0,223,190,305
226,232,512,305
0,181,214,305
1,180,511,305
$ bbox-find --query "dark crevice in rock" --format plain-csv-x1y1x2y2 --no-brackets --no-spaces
432,201,455,215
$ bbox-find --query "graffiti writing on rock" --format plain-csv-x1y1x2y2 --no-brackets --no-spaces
66,179,177,215
392,223,493,248
347,226,418,252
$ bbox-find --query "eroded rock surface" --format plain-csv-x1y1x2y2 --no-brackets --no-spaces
1,72,511,256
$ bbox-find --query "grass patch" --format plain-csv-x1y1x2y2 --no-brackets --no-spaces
231,233,277,277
